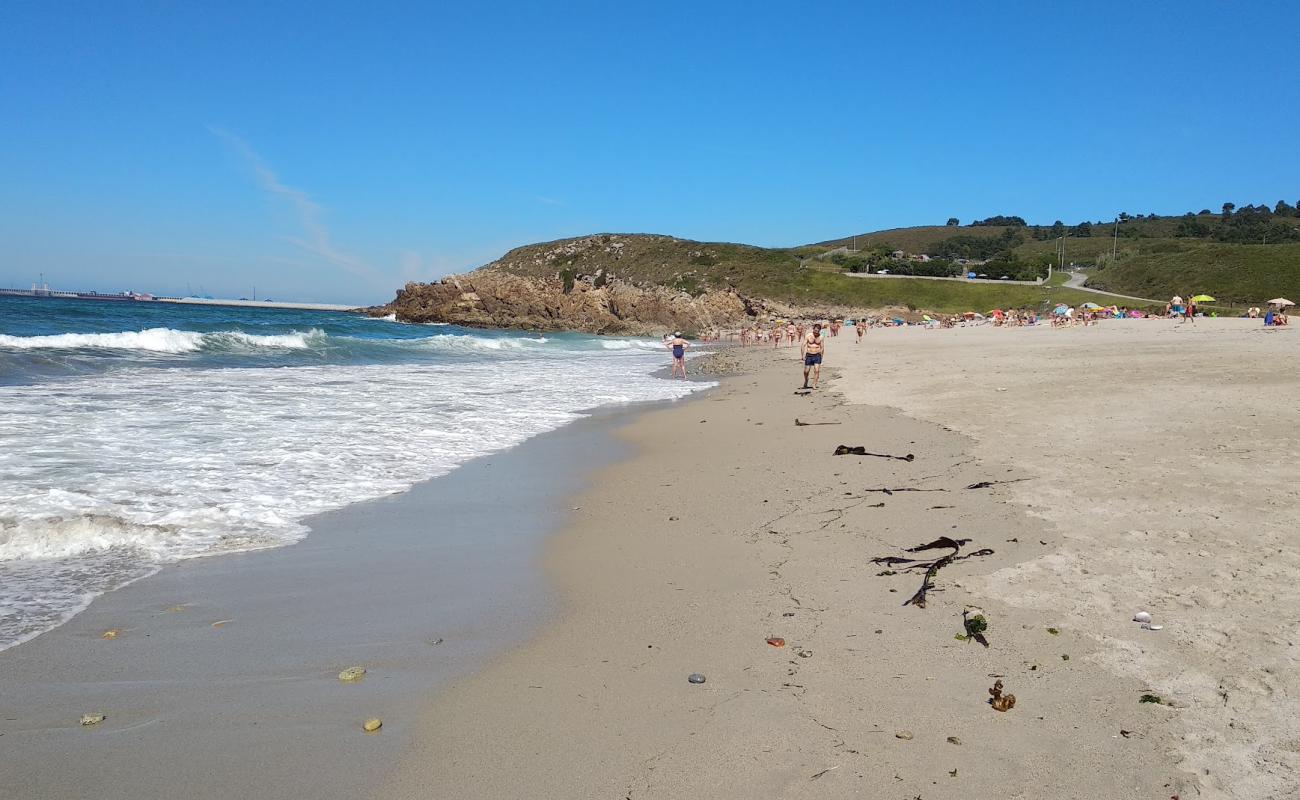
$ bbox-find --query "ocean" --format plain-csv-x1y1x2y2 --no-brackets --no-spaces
0,296,708,650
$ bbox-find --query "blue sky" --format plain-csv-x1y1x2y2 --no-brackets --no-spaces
2,1,1297,304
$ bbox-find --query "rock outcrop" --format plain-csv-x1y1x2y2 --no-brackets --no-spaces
378,269,752,335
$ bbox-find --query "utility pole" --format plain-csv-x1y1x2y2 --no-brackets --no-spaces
1113,216,1119,262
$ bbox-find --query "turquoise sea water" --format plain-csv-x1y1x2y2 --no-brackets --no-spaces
0,296,707,648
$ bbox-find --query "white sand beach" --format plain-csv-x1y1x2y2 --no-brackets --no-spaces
386,317,1296,800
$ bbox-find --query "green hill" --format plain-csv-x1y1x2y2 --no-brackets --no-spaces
469,203,1300,316
816,225,1013,254
1083,241,1300,303
482,234,1099,314
811,209,1300,305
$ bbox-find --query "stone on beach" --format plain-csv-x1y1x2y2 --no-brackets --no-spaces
338,667,367,682
363,718,383,733
79,714,105,726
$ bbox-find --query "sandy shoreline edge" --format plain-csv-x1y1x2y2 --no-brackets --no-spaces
0,399,684,799
384,337,1206,799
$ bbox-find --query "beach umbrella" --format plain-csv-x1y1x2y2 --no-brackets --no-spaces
1081,302,1101,309
1191,295,1215,303
1268,298,1295,306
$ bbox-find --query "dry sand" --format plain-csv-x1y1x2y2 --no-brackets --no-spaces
388,317,1296,799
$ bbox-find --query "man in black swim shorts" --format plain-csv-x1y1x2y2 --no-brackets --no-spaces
801,322,825,389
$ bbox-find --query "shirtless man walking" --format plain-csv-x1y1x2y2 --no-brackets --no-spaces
801,322,826,389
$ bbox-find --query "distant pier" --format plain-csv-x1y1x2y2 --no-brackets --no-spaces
156,297,362,312
0,287,361,312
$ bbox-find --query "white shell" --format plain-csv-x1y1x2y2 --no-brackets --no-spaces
1142,623,1164,631
1133,611,1152,624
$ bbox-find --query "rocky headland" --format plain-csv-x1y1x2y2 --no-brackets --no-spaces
375,233,917,334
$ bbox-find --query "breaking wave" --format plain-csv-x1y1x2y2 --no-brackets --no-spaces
0,327,323,353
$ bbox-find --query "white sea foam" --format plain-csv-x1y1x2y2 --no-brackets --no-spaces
0,327,324,354
0,344,710,648
600,339,665,351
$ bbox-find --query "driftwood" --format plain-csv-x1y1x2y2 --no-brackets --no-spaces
870,536,994,608
796,418,842,426
834,445,915,462
861,486,946,496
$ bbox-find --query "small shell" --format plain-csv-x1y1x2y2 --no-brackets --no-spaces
80,713,106,726
362,718,382,733
1133,611,1152,624
338,667,367,682
1142,623,1164,631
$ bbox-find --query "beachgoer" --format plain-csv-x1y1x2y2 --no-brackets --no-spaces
801,322,825,389
856,323,865,344
666,332,689,379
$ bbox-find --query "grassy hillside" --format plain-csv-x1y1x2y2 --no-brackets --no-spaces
815,225,1012,254
483,233,1100,314
472,207,1300,315
1085,241,1300,303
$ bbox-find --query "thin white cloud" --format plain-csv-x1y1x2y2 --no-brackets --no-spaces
209,126,376,281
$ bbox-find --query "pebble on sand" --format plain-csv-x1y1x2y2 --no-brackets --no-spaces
688,673,707,684
338,667,367,682
947,736,963,745
363,718,382,733
80,714,106,726
895,730,914,740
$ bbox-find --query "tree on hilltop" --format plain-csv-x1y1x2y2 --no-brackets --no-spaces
946,217,960,226
971,215,1027,227
1222,202,1235,218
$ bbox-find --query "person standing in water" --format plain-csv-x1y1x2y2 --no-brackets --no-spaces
801,322,826,389
666,331,690,379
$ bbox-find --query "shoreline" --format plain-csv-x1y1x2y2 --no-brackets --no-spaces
384,341,1188,799
0,397,692,799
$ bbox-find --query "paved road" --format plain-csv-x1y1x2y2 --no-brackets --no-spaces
1061,272,1161,304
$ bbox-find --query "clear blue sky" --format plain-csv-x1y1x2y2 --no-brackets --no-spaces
2,1,1297,304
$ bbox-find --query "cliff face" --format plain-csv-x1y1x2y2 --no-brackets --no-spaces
379,269,753,335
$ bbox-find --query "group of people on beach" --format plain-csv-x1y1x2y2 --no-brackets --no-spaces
666,291,1292,383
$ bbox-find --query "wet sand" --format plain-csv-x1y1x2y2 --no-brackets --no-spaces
0,412,635,799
